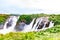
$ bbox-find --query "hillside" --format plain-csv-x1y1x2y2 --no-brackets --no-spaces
0,14,60,40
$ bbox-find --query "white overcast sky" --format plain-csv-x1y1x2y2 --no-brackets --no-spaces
0,0,60,14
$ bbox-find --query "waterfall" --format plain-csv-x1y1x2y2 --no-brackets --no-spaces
0,16,54,34
21,17,54,32
31,18,43,31
3,16,14,29
48,21,54,28
22,18,36,32
0,16,19,34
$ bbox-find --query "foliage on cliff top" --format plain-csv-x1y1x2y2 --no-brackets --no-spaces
0,14,9,24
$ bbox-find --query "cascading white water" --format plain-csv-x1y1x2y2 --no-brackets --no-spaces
22,18,36,32
4,16,14,29
49,21,54,28
41,21,54,30
0,16,54,34
20,17,54,32
0,16,19,34
31,18,43,31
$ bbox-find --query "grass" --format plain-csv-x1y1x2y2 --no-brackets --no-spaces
0,25,60,40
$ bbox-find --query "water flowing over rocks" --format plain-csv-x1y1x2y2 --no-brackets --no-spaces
0,16,54,34
16,17,54,32
0,16,19,34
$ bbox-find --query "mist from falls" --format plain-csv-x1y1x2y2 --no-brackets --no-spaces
0,16,54,34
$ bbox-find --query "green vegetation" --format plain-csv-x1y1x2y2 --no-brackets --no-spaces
19,14,60,25
0,14,9,24
0,25,60,40
18,15,32,24
0,14,60,40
